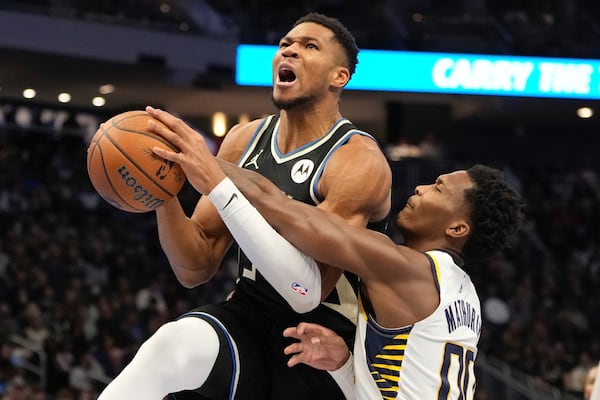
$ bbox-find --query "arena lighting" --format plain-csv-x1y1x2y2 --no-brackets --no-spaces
22,88,36,99
57,92,71,103
238,113,250,124
92,96,106,107
212,111,227,137
577,106,594,119
236,45,600,100
99,84,115,95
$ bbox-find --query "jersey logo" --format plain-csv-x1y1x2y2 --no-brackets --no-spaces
244,150,263,170
291,159,314,184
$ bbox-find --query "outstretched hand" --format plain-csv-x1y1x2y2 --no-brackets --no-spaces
283,322,350,371
145,106,226,195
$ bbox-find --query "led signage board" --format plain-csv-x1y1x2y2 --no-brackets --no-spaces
236,44,600,99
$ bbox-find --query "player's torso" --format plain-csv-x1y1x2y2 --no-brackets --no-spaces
233,114,367,331
354,250,481,400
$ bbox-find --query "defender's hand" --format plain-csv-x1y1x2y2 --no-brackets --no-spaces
283,322,350,371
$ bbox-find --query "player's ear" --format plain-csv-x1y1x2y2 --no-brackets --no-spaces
446,221,470,238
331,66,350,88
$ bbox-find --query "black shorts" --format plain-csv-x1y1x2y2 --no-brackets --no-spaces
168,299,347,400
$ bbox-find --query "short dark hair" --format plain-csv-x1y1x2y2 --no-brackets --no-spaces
462,164,525,261
293,12,359,77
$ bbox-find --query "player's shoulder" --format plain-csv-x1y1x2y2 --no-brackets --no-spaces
217,117,269,162
223,118,266,143
331,131,391,176
317,126,392,220
346,132,386,155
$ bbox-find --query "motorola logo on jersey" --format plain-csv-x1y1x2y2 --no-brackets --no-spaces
290,159,314,183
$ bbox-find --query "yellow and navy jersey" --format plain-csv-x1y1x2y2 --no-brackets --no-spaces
354,250,481,400
233,114,384,346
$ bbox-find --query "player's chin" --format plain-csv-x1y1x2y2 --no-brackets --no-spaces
396,210,409,227
271,94,294,110
272,88,293,102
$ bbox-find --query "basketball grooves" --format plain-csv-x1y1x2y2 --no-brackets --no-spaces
104,114,178,197
95,140,146,212
111,112,179,150
87,111,186,213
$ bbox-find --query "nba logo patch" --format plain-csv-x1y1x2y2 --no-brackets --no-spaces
291,282,308,296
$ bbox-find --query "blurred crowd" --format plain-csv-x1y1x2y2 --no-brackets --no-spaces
1,118,599,399
476,163,600,397
0,127,237,399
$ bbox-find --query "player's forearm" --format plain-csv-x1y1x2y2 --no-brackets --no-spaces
216,158,291,218
155,199,217,287
208,178,322,313
215,159,346,264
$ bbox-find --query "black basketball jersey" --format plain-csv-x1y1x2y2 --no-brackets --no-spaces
233,114,383,340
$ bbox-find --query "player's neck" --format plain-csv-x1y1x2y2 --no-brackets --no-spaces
405,237,459,256
278,107,342,152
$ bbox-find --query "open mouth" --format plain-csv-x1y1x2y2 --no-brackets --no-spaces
278,66,296,83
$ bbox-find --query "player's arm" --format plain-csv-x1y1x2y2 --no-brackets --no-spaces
310,134,392,296
171,130,392,299
148,107,322,311
283,322,356,400
210,134,392,299
216,163,439,324
216,159,422,285
153,121,249,287
218,134,392,295
207,178,321,312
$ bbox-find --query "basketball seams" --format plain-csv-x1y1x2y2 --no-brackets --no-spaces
86,122,112,177
87,110,186,213
111,112,179,151
113,127,178,151
103,130,178,197
86,123,109,174
94,138,146,213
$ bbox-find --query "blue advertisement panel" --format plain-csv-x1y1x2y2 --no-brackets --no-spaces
236,44,600,99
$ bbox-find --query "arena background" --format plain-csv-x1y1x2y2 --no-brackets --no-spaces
0,1,599,399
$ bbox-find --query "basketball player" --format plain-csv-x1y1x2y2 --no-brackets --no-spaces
152,142,523,399
97,12,391,400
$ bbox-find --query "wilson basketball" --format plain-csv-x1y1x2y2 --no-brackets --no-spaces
86,110,186,213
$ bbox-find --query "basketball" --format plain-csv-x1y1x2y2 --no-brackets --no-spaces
86,110,186,213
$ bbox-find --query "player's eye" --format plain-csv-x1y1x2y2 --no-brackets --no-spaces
306,43,318,49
